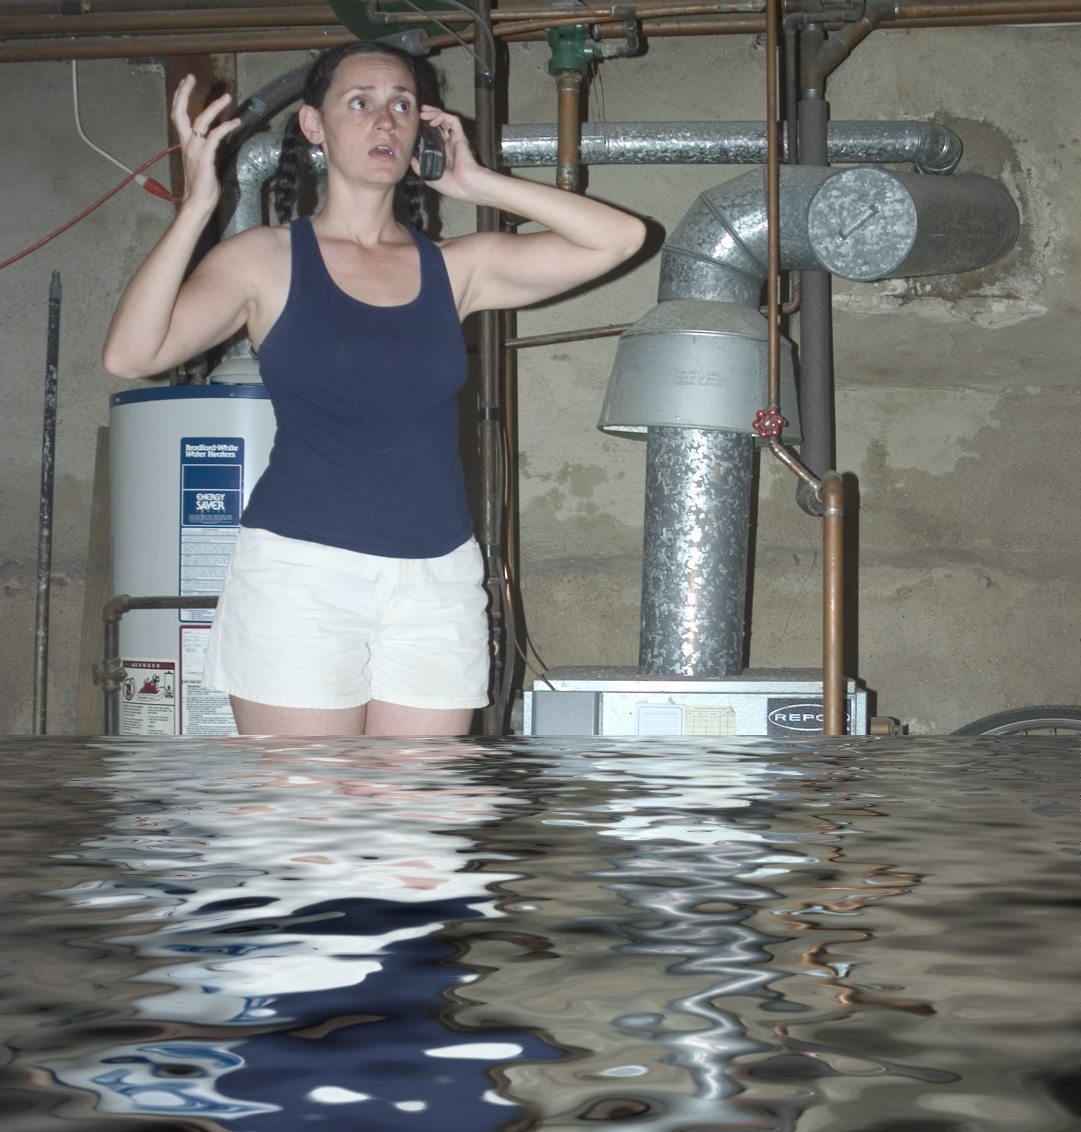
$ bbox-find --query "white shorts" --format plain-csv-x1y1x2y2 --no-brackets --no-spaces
203,527,490,710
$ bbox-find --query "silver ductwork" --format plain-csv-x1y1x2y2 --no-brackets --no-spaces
603,164,1019,678
807,166,1019,280
500,120,963,173
639,428,754,677
221,134,326,239
599,300,800,441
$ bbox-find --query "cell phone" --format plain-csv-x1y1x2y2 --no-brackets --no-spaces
413,122,446,181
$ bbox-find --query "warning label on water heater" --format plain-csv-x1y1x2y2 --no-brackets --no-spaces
120,659,176,736
179,436,244,623
179,625,237,736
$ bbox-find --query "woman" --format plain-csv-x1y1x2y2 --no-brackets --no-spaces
104,41,646,738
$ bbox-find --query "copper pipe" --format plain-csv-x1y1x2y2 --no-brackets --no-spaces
0,27,354,60
383,2,764,30
503,322,630,349
486,4,1080,45
767,439,820,492
765,0,781,411
555,69,582,191
491,14,765,44
494,0,762,7
7,0,325,12
4,4,1077,65
6,12,1073,64
898,0,1081,15
0,0,762,37
820,471,845,737
888,12,1081,25
0,8,340,35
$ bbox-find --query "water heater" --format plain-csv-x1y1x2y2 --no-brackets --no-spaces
109,385,275,736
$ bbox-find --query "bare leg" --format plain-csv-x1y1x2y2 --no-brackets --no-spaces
230,696,367,736
363,700,475,738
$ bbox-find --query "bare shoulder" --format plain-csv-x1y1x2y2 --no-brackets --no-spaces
189,227,292,345
436,230,498,260
201,224,290,283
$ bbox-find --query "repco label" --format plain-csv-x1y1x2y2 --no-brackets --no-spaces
766,698,849,735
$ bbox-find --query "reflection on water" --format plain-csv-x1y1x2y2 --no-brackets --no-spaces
0,736,1076,1131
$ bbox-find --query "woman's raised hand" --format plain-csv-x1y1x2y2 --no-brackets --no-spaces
415,106,487,202
171,74,241,210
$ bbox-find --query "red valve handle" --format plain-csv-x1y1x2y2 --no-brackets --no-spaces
753,408,786,439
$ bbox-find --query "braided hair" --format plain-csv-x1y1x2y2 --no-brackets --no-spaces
269,42,432,231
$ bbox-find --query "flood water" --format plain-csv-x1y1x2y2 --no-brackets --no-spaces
0,735,1076,1132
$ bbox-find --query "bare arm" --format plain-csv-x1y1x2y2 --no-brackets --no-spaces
421,108,646,318
102,76,247,379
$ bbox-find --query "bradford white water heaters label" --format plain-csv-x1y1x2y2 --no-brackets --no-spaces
179,437,244,623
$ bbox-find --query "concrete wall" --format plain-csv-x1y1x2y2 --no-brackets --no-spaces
0,25,1077,736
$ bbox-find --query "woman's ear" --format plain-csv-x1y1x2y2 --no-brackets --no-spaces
298,104,324,145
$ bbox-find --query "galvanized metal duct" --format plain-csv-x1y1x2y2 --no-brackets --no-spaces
220,134,329,235
639,428,753,676
602,163,1018,678
500,120,962,172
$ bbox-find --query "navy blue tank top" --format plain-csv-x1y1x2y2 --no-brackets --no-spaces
241,217,473,558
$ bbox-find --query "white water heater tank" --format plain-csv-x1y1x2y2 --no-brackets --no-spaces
109,385,275,736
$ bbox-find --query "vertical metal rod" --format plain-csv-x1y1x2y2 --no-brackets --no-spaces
795,90,834,517
103,609,121,736
764,0,781,411
33,271,61,736
821,471,845,735
471,0,505,735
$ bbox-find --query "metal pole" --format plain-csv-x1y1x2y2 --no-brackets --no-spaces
32,271,61,736
820,471,845,735
470,0,506,736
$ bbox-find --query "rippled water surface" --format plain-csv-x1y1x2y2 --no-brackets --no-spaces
0,735,1077,1132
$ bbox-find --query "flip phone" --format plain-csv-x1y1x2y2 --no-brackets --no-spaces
413,123,446,181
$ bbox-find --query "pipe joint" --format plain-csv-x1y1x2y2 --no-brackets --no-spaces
545,22,594,74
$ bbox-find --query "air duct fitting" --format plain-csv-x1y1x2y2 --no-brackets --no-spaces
807,167,1020,281
599,300,800,444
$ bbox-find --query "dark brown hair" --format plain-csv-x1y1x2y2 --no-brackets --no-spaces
270,42,430,229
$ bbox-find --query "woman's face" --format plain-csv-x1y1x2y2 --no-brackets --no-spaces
300,52,420,184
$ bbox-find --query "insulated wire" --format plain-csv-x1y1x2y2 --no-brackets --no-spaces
0,143,179,272
397,0,497,78
497,360,556,697
72,60,176,201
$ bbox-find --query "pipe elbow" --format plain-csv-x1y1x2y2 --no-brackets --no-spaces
913,123,963,175
658,174,768,305
820,470,845,515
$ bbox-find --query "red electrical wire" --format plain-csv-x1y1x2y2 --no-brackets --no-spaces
0,143,180,272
